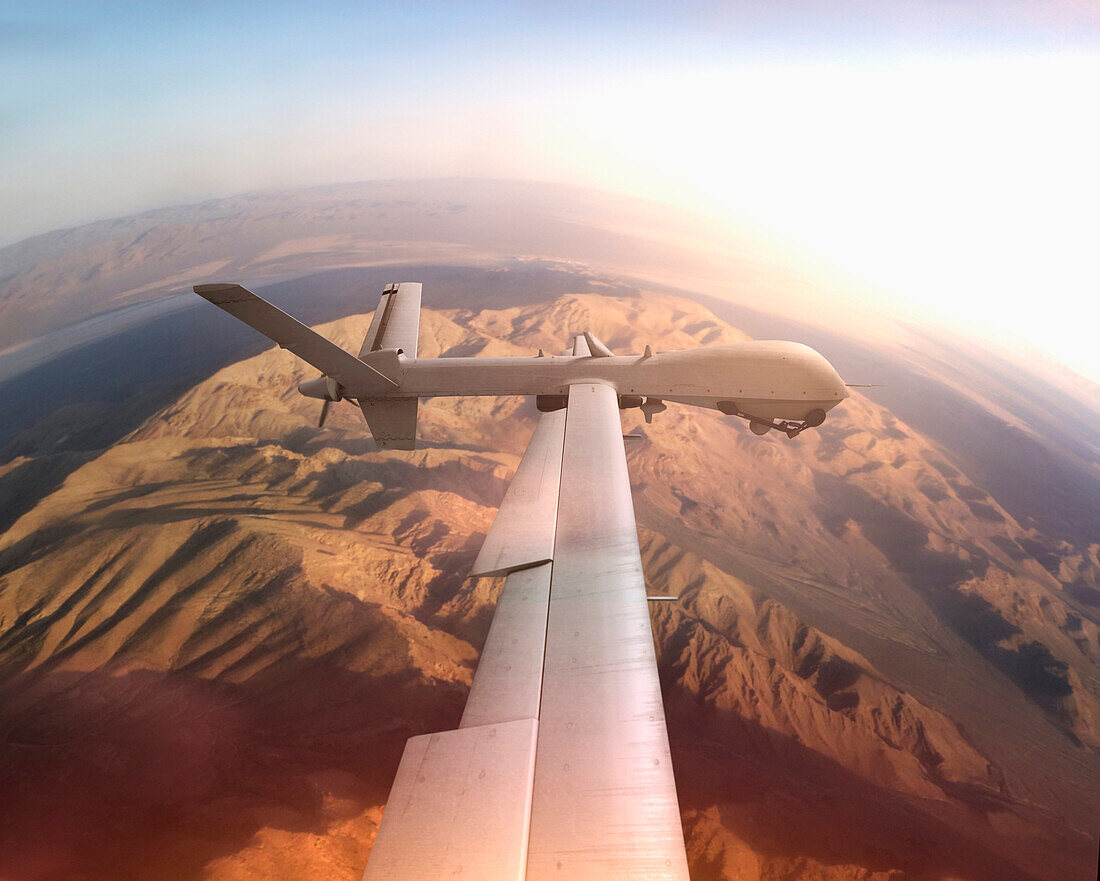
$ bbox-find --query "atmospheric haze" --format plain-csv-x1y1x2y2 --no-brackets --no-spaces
2,1,1098,380
0,180,1098,881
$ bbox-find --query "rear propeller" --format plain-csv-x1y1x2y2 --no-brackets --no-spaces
299,375,350,429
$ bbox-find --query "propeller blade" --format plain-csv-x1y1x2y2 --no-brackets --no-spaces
318,398,331,428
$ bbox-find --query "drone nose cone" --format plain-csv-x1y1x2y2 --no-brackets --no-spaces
805,349,847,404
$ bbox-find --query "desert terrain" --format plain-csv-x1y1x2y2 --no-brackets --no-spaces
0,182,1097,880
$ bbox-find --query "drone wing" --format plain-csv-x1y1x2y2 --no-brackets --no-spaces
362,382,689,881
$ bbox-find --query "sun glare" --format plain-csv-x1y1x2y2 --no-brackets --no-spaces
525,53,1099,378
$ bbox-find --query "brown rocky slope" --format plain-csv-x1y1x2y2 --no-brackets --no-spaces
1,292,1097,880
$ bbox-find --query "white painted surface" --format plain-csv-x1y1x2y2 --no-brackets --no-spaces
471,410,566,577
359,282,422,357
194,283,395,392
461,563,552,729
195,282,849,425
362,718,539,881
525,382,689,881
392,340,847,421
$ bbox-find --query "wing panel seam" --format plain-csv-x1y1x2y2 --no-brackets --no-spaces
521,394,571,871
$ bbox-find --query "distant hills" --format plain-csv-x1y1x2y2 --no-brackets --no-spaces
0,179,766,351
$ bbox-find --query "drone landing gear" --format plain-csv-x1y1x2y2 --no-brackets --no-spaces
716,402,826,439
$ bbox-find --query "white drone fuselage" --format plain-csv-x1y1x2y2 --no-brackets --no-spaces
332,340,848,424
194,281,850,446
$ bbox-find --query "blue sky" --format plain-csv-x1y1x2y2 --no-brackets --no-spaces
2,1,1099,378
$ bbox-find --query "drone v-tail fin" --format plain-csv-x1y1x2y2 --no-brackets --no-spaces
359,282,421,358
359,397,418,450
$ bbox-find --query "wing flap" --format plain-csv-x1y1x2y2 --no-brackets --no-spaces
460,563,551,729
362,718,538,881
470,410,566,577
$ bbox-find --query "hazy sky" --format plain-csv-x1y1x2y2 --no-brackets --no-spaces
2,1,1098,380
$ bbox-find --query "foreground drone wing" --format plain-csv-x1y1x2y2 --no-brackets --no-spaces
362,382,689,881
